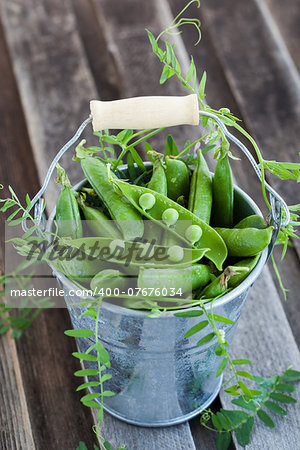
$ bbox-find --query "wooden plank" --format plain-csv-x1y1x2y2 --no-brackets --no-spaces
0,1,98,448
263,0,300,73
0,15,37,450
0,0,98,210
220,269,300,449
0,333,35,450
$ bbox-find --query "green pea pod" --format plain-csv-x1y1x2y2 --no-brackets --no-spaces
212,153,233,227
79,199,122,239
165,156,190,202
56,164,82,239
234,214,267,229
201,254,261,299
108,176,227,270
147,151,167,196
78,154,144,240
51,255,106,282
215,227,273,257
188,149,212,223
91,269,131,292
59,236,210,269
138,264,211,295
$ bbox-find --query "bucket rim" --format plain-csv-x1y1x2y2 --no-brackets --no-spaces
47,163,268,317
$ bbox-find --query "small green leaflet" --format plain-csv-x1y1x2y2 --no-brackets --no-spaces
208,313,235,324
264,401,287,415
64,329,94,338
232,359,251,365
281,368,300,382
184,320,208,338
72,352,97,362
231,397,256,411
276,383,296,393
174,310,203,317
234,416,254,447
80,393,101,403
165,135,179,156
74,369,98,377
146,29,158,53
257,409,275,428
199,70,207,101
76,381,100,392
270,392,296,403
216,431,231,450
216,357,228,377
197,332,215,346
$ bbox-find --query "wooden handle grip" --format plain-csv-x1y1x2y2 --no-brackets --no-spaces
90,94,199,131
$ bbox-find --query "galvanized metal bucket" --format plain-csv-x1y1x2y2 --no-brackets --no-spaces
24,107,289,427
48,181,268,427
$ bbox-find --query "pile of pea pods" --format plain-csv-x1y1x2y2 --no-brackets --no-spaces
53,143,273,309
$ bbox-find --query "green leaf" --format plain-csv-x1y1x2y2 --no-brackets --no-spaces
197,332,215,346
94,342,110,365
76,442,88,450
165,42,175,65
186,57,195,82
234,416,254,447
184,320,209,338
174,310,203,317
221,409,249,427
236,371,254,380
64,329,94,338
165,135,179,156
101,374,113,382
270,392,296,404
238,380,252,398
74,369,98,377
146,29,158,53
216,411,231,429
276,383,296,393
231,397,256,411
76,381,100,392
224,384,240,396
202,116,209,128
160,65,171,85
199,70,207,101
265,400,287,415
216,357,228,377
281,368,300,382
215,346,227,357
211,413,223,430
216,431,231,450
257,409,275,428
208,314,235,324
232,359,251,365
127,153,136,182
72,352,97,362
103,390,115,397
26,194,31,207
103,441,112,450
81,400,102,409
117,129,133,143
80,393,101,403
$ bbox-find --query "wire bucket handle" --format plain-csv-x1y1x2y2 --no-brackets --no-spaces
22,95,289,258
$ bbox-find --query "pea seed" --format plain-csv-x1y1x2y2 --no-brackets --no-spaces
162,208,179,226
185,224,202,244
168,245,184,262
139,193,156,210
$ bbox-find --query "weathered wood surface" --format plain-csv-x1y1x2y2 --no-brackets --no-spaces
220,269,300,449
0,0,300,449
0,11,98,449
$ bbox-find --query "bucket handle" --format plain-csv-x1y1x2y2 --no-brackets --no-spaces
22,98,289,258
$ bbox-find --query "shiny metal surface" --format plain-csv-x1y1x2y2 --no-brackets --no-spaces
48,178,268,426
